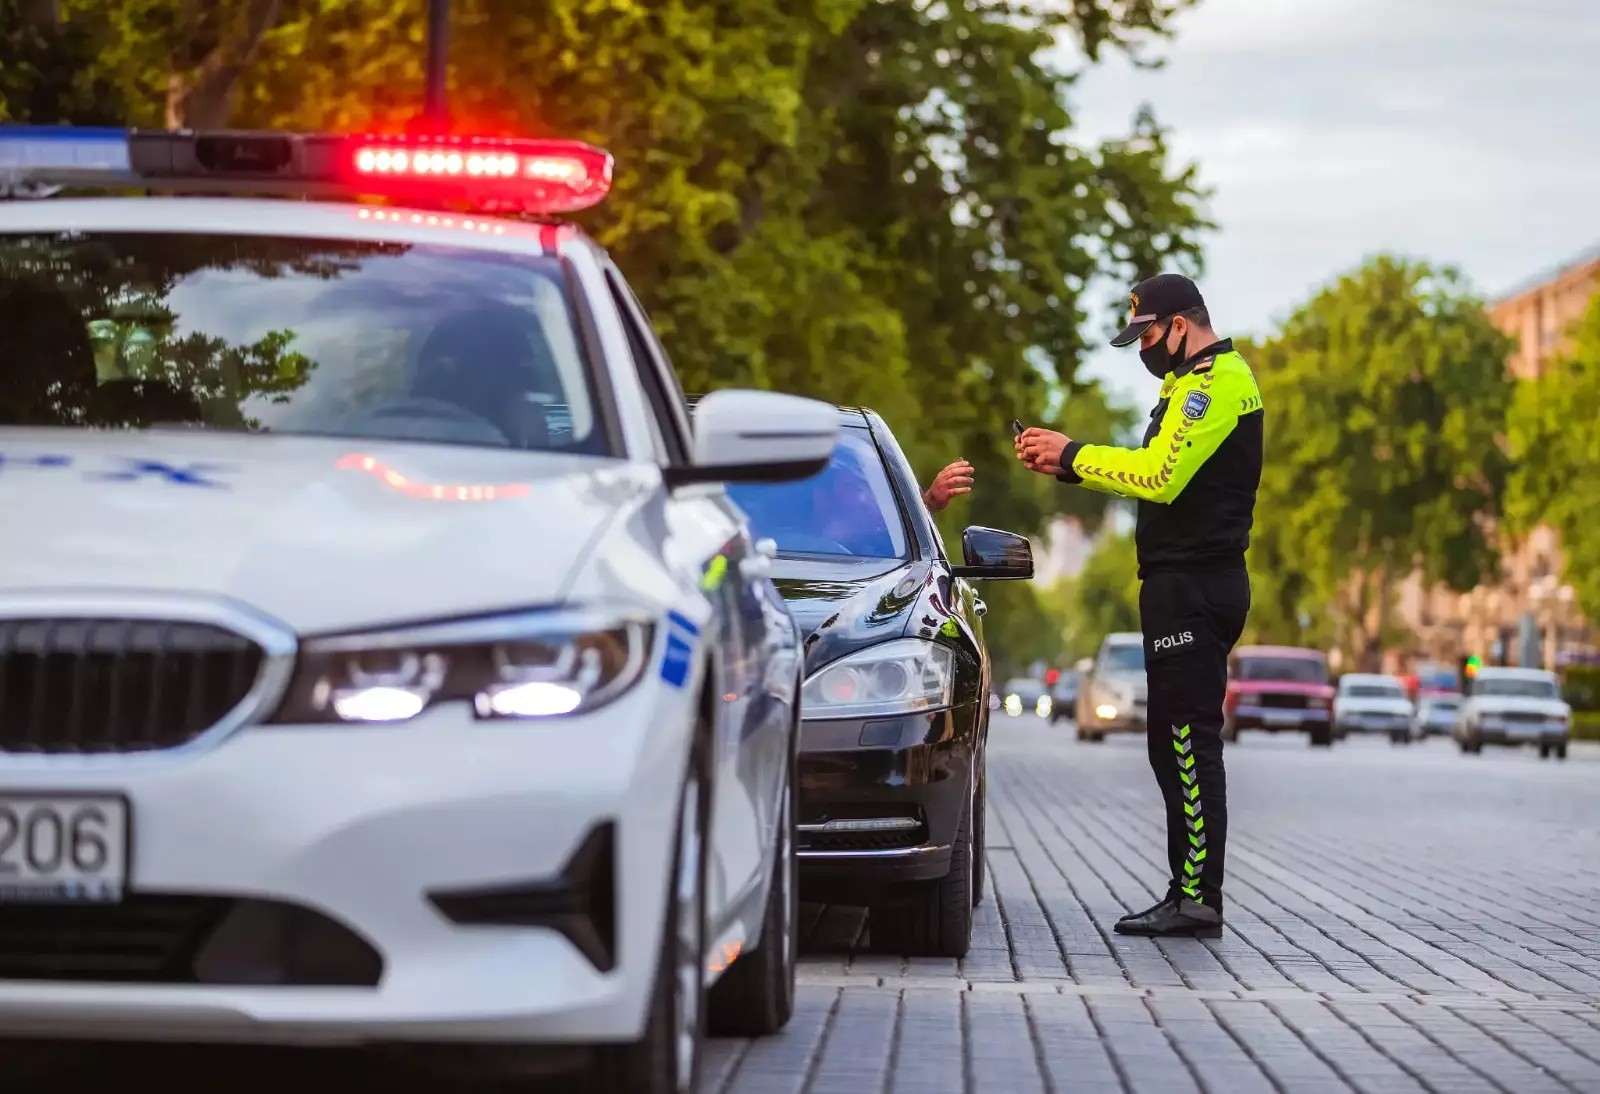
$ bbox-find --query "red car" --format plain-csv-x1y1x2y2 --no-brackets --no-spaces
1222,645,1336,747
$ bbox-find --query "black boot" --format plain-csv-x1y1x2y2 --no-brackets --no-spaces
1113,897,1222,938
1116,884,1181,926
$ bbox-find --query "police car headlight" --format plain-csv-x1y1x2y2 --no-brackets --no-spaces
802,639,955,720
274,608,655,724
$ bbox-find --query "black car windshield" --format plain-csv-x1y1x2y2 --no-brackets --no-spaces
1101,644,1144,672
1234,656,1328,684
1474,678,1559,699
0,232,606,453
726,427,909,559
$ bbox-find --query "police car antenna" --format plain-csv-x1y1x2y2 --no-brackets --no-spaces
423,0,450,127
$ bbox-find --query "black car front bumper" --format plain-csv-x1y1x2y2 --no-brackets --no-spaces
795,703,979,901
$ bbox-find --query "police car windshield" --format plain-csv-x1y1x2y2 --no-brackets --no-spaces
726,427,909,560
0,232,606,454
1473,678,1558,699
1234,656,1328,684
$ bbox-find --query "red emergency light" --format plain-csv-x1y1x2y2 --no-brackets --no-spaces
0,127,616,216
348,136,613,213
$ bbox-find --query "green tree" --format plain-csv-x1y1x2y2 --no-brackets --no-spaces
1505,289,1600,622
1249,256,1516,669
1053,526,1140,659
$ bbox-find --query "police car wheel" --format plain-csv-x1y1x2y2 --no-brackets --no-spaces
707,735,797,1037
582,729,709,1094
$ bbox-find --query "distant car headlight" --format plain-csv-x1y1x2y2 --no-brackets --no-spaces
1036,695,1053,717
1096,703,1118,720
1004,694,1022,716
802,638,955,720
1307,696,1329,709
275,607,654,724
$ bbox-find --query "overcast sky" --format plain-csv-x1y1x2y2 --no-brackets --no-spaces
1059,0,1600,411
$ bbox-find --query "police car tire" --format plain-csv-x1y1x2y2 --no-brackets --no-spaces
581,727,710,1094
707,734,797,1038
869,793,974,959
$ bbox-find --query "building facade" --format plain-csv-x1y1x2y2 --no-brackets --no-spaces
1395,246,1600,671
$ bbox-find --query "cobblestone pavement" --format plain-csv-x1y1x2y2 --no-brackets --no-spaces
704,716,1600,1094
15,717,1600,1093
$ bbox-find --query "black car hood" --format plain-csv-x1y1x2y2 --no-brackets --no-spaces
771,555,953,673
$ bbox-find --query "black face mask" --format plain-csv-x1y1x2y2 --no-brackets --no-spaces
1139,323,1187,379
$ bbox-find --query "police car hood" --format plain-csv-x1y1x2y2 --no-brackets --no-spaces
0,429,650,633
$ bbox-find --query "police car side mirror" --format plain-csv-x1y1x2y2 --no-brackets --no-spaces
664,389,838,490
951,526,1033,580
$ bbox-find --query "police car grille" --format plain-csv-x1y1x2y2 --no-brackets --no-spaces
0,619,264,754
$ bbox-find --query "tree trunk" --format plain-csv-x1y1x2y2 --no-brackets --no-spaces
21,0,59,27
163,0,285,129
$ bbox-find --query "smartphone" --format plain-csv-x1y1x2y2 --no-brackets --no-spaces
1010,419,1024,437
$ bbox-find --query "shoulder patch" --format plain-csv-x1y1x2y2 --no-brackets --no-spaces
1181,390,1211,420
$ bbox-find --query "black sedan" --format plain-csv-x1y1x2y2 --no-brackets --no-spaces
725,404,1032,958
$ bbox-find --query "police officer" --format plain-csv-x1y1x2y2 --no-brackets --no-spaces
1015,273,1262,937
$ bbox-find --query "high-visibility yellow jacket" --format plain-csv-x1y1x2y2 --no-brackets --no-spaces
1058,339,1263,578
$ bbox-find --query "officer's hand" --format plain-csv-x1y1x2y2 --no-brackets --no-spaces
1017,428,1070,476
923,460,975,512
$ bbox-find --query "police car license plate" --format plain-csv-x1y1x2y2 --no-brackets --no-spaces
0,795,129,903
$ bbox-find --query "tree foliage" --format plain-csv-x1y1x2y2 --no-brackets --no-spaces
1506,290,1600,623
1245,256,1516,667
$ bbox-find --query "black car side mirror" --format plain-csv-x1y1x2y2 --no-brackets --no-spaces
951,526,1033,580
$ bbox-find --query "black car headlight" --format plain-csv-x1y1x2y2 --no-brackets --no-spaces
802,639,955,720
273,608,655,724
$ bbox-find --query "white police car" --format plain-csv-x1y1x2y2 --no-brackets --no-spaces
0,126,839,1092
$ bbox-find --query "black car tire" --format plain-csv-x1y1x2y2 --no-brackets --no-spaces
579,730,709,1094
1555,740,1569,760
707,743,796,1037
869,792,973,959
1389,731,1408,745
1309,725,1332,747
970,769,987,909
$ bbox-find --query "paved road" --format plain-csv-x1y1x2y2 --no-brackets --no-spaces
703,716,1600,1094
16,716,1600,1092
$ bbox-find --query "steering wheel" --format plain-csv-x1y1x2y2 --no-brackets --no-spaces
362,396,511,442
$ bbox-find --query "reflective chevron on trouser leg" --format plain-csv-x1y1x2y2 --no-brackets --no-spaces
1171,723,1207,903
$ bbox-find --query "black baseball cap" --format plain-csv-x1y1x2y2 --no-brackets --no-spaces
1110,273,1206,348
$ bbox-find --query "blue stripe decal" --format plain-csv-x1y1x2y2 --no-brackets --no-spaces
667,610,699,636
661,632,694,688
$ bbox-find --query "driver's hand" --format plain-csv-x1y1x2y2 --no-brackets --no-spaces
922,460,974,512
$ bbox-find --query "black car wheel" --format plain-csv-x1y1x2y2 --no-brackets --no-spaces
869,787,974,959
1309,725,1332,747
1555,740,1569,760
970,769,987,909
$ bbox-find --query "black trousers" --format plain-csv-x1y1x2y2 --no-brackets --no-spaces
1139,568,1250,911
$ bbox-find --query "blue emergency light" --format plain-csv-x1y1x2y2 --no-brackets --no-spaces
0,126,614,214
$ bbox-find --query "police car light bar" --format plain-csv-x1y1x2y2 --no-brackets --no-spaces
0,126,614,214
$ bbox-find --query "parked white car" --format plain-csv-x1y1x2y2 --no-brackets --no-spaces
1332,674,1414,742
1455,667,1571,759
1412,693,1463,739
